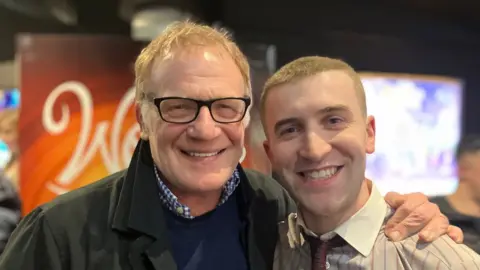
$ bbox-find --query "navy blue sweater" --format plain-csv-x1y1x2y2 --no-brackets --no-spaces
163,191,249,270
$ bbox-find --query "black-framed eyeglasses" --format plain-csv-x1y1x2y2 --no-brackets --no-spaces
153,96,251,124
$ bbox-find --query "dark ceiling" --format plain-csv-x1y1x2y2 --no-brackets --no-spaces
390,0,480,31
402,0,479,17
0,0,479,62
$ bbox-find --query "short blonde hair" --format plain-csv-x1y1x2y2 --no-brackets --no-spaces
260,56,366,127
134,20,252,102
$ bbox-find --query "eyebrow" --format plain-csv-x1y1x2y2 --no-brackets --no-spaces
273,105,352,134
319,105,352,115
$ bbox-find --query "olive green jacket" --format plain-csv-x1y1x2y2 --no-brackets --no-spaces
0,140,296,270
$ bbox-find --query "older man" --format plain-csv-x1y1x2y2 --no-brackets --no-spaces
0,22,463,270
262,56,479,269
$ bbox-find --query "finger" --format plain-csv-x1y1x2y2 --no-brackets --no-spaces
383,192,405,209
447,225,464,244
385,202,438,241
385,192,429,210
418,214,449,242
385,193,430,229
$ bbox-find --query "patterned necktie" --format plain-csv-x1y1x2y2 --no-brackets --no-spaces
306,234,347,270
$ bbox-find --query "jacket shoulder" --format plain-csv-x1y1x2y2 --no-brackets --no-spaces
243,169,288,199
243,169,285,196
38,170,126,226
0,175,21,253
0,206,65,269
243,169,296,220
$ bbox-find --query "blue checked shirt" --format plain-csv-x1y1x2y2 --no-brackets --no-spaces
154,166,241,219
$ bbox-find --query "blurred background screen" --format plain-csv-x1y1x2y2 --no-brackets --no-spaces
361,73,463,196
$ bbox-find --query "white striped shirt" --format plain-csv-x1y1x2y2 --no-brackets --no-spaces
273,185,480,269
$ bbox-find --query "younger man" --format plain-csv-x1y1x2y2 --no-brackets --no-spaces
261,56,480,269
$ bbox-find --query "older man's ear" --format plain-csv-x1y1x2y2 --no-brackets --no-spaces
136,104,149,140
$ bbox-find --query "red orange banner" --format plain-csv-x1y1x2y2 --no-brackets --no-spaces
17,35,142,214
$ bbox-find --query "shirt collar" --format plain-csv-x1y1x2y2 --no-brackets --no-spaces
285,183,387,257
154,165,241,219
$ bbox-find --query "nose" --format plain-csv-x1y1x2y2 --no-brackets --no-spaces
187,107,221,140
299,131,332,161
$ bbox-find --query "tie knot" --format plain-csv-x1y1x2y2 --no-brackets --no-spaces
306,234,347,251
305,234,347,270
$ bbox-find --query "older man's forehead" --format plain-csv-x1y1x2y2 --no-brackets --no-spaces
154,46,239,74
144,48,245,99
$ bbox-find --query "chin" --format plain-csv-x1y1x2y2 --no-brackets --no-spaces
300,193,346,216
181,171,233,191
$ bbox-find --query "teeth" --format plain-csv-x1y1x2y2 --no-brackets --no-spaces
187,151,220,157
304,167,338,180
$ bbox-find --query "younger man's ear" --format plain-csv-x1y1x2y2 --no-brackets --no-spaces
365,115,376,154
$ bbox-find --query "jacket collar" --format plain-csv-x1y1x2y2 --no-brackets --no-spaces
112,139,253,236
112,139,167,238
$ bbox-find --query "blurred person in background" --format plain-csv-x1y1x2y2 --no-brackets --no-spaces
0,22,465,270
0,108,22,255
0,108,19,189
431,134,480,253
0,172,21,255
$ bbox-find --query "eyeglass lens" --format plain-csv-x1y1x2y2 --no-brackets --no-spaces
159,98,247,123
